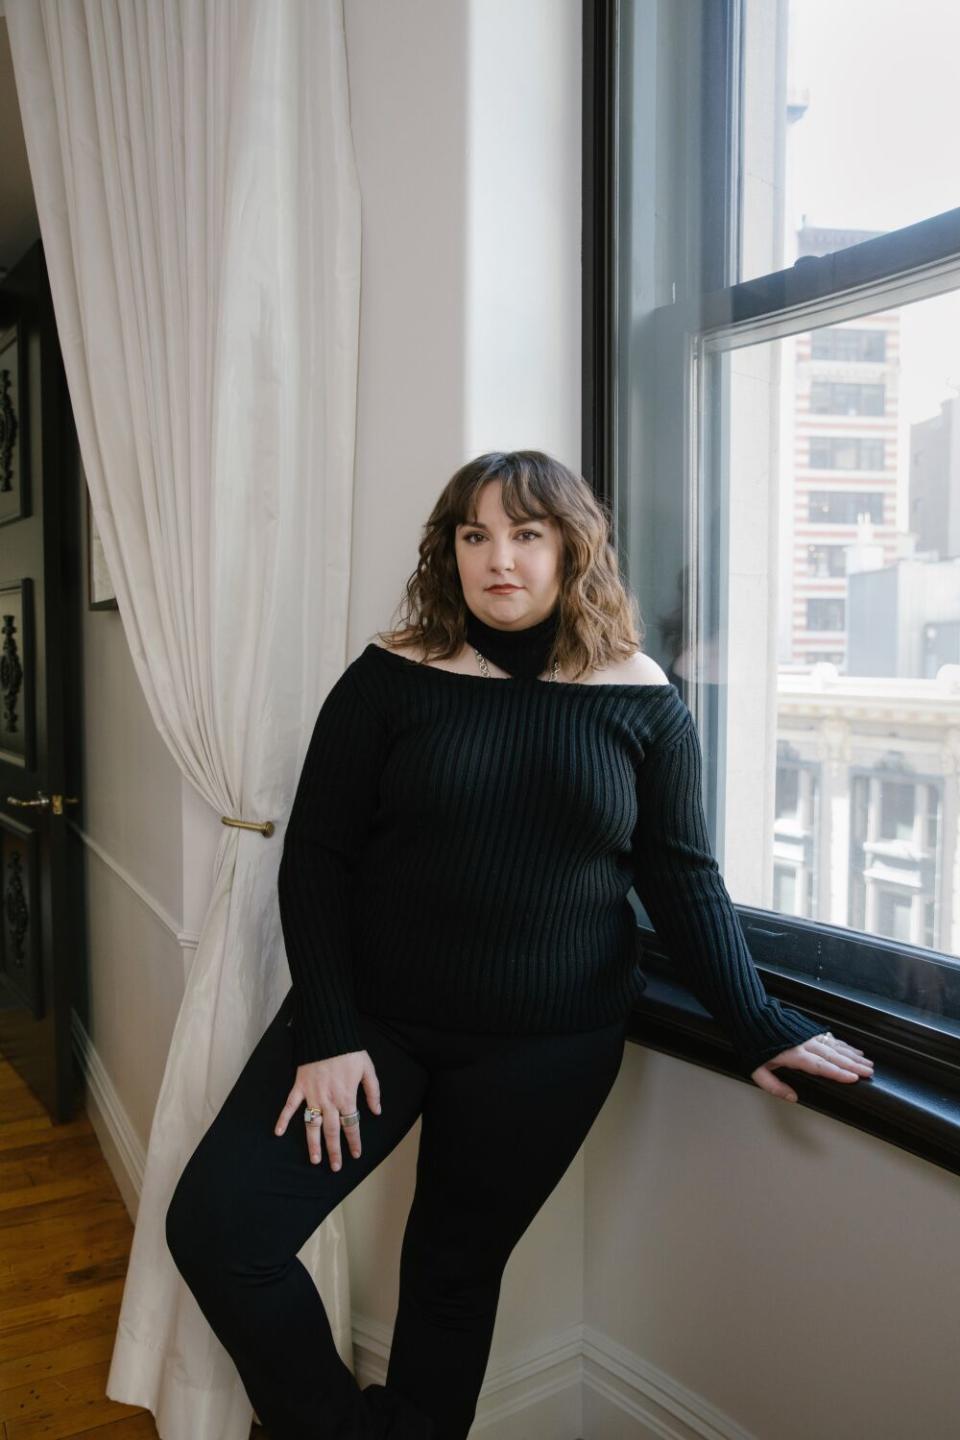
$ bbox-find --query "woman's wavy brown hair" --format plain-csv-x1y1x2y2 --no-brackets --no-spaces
375,450,646,680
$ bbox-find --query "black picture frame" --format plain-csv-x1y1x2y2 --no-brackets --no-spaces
0,314,32,527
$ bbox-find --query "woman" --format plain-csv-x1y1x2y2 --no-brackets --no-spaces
165,451,874,1440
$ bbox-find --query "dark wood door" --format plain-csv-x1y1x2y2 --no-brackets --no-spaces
0,237,86,1123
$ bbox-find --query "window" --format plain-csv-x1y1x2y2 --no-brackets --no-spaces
587,0,960,1168
849,772,942,947
879,778,915,843
809,437,886,470
806,597,845,631
707,293,960,1043
773,748,819,918
806,544,848,577
807,491,885,525
742,2,960,283
810,381,886,415
811,327,886,363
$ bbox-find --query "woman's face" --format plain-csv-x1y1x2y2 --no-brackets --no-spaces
454,480,564,630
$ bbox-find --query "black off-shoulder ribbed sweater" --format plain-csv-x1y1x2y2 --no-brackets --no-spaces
277,642,823,1075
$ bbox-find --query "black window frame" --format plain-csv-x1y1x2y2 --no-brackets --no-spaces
582,0,960,1177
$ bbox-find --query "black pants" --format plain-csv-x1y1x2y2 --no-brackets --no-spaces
165,987,627,1440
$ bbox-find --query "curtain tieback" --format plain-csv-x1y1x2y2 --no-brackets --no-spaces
220,815,275,838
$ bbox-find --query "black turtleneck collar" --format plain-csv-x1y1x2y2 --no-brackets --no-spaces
463,600,561,679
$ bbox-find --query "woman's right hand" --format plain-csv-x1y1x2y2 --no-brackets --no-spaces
273,1051,382,1168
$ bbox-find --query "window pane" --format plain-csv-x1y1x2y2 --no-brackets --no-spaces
701,287,960,1003
741,0,960,283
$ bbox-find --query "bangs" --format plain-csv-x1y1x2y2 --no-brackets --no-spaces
459,459,557,528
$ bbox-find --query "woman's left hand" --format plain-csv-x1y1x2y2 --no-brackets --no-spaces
750,1031,875,1103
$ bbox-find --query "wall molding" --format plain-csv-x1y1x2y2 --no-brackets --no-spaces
351,1311,750,1439
69,820,199,950
581,1326,756,1440
353,1313,584,1435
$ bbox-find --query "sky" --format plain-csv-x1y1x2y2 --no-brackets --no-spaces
783,0,960,425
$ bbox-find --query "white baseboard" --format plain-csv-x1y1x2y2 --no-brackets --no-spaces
353,1313,583,1438
581,1327,756,1440
352,1315,755,1440
73,1007,146,1221
73,1019,753,1440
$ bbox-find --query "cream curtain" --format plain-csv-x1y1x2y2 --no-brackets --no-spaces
5,2,362,1436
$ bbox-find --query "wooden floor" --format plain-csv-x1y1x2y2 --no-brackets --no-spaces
0,1052,264,1440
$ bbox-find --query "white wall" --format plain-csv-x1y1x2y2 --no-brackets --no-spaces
343,0,582,655
585,1048,960,1440
77,459,196,1214
342,2,586,1430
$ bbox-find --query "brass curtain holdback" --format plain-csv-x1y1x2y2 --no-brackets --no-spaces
220,815,275,838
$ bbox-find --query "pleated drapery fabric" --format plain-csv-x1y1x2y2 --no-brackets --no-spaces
5,3,362,1436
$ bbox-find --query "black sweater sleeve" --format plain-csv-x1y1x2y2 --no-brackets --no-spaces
278,663,388,1066
631,709,824,1075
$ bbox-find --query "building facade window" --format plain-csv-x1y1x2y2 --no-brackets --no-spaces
811,327,887,362
806,543,848,577
807,491,885,524
810,380,886,415
849,772,942,948
809,436,886,470
806,597,845,631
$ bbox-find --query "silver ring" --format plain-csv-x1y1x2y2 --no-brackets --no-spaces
341,1111,360,1127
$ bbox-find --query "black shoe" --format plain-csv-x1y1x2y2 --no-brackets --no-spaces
361,1382,436,1439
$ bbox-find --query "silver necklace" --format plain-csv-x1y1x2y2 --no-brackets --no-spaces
472,648,560,682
